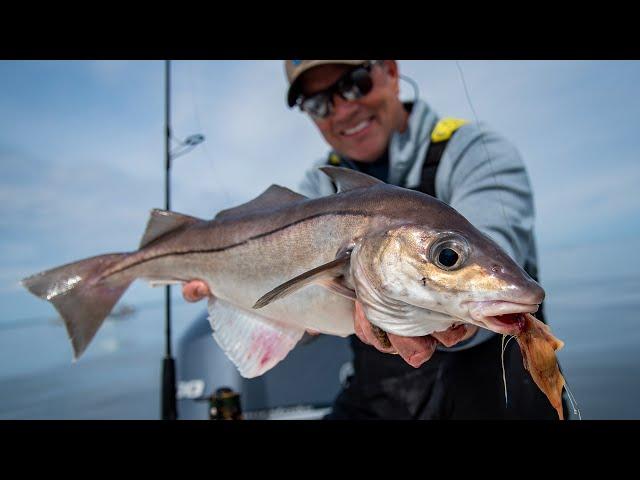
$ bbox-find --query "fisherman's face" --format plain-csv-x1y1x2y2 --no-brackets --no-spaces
299,61,407,162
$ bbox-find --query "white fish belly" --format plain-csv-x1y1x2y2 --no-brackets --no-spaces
210,275,355,336
256,285,355,336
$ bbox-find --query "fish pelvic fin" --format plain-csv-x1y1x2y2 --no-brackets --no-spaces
253,249,353,309
139,209,201,248
319,166,384,192
21,253,133,360
208,299,305,378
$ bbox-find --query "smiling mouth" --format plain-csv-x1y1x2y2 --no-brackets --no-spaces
465,301,539,335
340,116,374,136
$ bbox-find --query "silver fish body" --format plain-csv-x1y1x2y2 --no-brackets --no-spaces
21,167,544,377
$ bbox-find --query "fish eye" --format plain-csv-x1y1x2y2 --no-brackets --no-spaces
430,234,469,271
438,248,459,267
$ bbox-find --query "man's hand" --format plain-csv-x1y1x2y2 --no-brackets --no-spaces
353,300,479,368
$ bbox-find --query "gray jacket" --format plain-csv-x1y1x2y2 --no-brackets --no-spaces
298,99,540,351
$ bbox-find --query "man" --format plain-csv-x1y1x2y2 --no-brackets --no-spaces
184,60,566,419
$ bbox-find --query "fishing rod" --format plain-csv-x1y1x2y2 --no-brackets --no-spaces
161,60,206,421
162,59,177,421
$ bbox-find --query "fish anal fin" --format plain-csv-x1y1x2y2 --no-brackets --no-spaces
208,299,304,378
215,185,307,220
140,209,201,248
319,166,384,192
253,251,351,309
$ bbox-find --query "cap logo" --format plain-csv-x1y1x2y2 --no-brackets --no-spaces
292,60,302,66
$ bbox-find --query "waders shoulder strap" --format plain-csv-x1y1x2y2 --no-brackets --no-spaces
417,117,468,197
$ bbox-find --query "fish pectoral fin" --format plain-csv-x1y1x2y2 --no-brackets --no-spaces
208,299,305,378
253,251,352,309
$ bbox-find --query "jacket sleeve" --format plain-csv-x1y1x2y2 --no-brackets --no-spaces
434,124,537,351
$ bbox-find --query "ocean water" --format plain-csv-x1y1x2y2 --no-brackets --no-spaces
1,276,639,420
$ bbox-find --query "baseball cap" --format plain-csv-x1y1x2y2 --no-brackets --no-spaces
284,60,368,107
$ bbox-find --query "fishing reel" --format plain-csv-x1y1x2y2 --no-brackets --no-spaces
178,381,244,420
197,387,244,420
178,379,333,420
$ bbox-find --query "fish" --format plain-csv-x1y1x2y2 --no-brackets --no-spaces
21,166,565,417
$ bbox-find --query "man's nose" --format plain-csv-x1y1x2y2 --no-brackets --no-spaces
331,93,359,119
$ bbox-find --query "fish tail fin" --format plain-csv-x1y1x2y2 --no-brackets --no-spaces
21,253,133,360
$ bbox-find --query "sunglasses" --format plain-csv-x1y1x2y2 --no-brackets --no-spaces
295,61,382,119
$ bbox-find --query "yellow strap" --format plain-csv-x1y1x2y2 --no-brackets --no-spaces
430,118,469,143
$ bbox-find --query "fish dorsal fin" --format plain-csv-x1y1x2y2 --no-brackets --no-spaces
139,209,201,248
319,166,384,193
208,298,305,378
215,185,306,221
253,249,353,309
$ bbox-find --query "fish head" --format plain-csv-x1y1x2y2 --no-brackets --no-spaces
352,223,544,337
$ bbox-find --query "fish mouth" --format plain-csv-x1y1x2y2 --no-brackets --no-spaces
465,301,540,335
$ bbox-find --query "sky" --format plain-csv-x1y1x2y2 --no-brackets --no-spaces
1,60,640,381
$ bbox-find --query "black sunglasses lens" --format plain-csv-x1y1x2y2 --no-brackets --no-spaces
340,67,374,100
299,63,376,118
353,68,374,94
301,94,330,118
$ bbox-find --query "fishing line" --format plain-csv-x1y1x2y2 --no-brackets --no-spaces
501,334,517,406
563,378,582,420
456,61,536,413
186,61,233,204
454,61,511,229
401,60,516,232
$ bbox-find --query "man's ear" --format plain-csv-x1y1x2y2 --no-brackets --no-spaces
382,60,400,95
383,60,399,76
